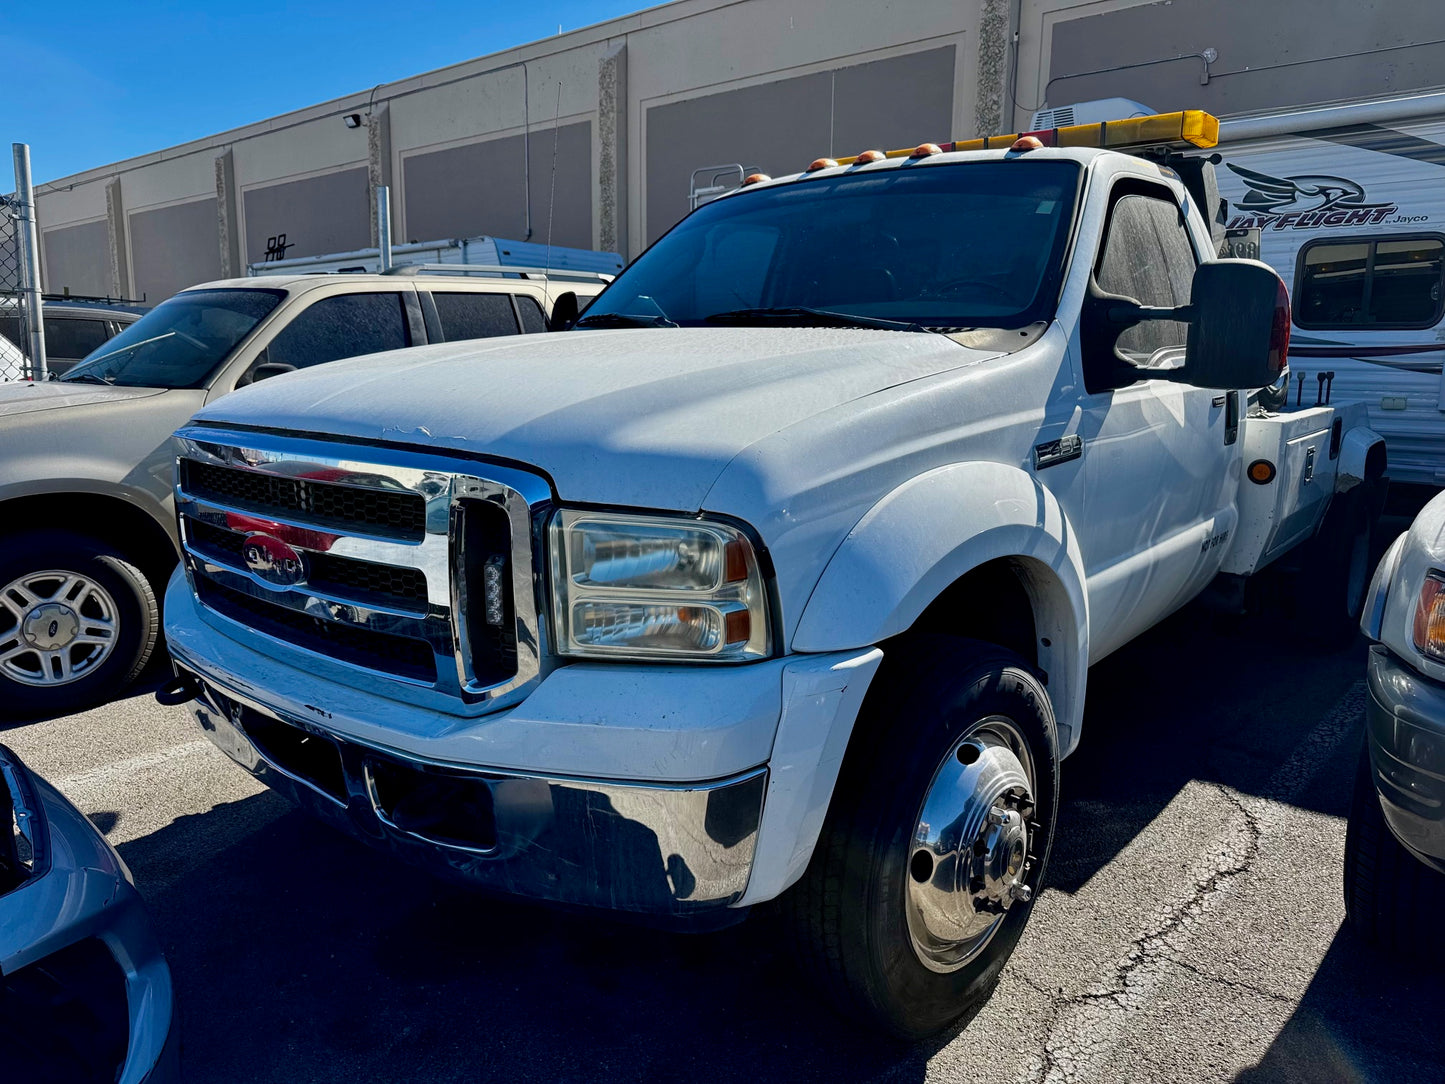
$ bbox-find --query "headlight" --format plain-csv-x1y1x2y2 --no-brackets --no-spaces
1413,571,1445,660
550,510,771,661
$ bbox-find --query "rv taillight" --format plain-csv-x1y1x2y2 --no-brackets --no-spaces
1270,275,1291,377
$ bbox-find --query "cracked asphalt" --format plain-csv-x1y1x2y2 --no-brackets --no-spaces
7,563,1444,1080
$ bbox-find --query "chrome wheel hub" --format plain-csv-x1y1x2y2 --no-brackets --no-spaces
905,717,1038,973
0,571,119,687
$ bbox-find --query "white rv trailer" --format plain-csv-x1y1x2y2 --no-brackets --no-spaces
247,235,623,280
1211,90,1445,487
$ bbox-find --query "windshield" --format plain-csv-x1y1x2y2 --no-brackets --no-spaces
62,288,283,388
579,160,1080,330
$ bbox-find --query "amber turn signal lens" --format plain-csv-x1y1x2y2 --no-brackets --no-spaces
910,142,942,158
1247,459,1276,485
854,149,886,164
742,172,771,186
806,157,838,172
1414,574,1445,659
1010,135,1045,152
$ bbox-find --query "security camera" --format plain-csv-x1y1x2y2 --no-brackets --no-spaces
343,114,363,129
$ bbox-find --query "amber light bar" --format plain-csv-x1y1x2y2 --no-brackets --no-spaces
831,110,1220,166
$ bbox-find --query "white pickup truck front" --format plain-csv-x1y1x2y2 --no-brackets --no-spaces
159,111,1385,1037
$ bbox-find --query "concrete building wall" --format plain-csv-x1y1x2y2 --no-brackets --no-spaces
31,0,1445,298
129,197,220,303
40,220,110,297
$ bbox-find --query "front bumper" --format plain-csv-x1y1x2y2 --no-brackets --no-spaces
165,569,883,919
1365,644,1445,873
0,746,177,1084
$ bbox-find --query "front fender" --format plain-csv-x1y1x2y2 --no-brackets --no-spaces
791,461,1090,755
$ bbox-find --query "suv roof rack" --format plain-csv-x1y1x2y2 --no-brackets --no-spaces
40,291,148,306
381,264,614,284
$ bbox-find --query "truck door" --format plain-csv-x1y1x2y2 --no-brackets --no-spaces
1077,184,1238,660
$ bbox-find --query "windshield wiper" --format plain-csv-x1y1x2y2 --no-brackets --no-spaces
573,312,678,329
703,307,928,333
59,372,114,385
62,330,176,383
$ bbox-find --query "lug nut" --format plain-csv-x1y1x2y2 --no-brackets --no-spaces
1009,883,1033,903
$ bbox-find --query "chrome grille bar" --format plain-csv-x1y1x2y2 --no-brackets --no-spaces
174,427,552,714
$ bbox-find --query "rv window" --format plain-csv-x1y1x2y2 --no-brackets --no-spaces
1296,236,1445,330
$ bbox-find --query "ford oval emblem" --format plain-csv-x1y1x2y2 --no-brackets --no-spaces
242,533,307,587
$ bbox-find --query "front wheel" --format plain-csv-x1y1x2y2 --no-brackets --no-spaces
781,636,1059,1039
0,531,159,719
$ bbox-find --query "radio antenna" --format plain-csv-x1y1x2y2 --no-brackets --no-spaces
543,81,561,313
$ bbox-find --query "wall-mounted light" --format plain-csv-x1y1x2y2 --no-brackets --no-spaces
343,113,362,129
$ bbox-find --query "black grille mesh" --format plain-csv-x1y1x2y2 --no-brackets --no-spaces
181,460,426,541
184,517,429,610
195,577,436,683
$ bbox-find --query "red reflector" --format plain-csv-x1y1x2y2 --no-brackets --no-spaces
854,149,886,164
725,609,751,645
806,157,838,172
1271,275,1292,377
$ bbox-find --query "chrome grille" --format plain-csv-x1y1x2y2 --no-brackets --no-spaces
180,459,427,541
174,427,550,713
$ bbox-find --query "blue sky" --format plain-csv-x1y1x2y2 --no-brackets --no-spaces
9,1,647,183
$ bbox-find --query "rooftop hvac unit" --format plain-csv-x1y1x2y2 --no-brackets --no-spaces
1031,98,1157,131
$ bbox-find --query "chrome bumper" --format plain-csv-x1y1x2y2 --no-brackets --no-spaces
180,668,767,922
1365,645,1445,873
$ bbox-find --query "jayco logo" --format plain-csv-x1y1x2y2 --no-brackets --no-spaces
1225,163,1399,231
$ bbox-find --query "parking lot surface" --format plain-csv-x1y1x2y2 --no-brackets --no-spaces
8,597,1445,1083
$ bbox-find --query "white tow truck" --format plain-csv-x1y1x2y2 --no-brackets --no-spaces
160,110,1386,1037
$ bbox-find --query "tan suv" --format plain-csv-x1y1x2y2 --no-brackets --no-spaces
0,269,605,717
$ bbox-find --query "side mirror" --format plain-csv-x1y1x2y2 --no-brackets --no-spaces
1081,258,1289,392
549,291,579,330
1183,259,1290,390
248,361,297,384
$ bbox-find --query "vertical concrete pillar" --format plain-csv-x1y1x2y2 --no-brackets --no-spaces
974,0,1015,136
367,102,393,248
598,42,628,260
215,149,241,278
104,177,131,299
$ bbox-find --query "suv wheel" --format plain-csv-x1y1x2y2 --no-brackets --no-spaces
0,531,158,719
781,636,1060,1038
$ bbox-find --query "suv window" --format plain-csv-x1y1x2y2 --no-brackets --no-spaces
1096,191,1198,362
432,293,519,341
266,292,411,370
517,295,547,334
1296,236,1445,329
46,317,111,359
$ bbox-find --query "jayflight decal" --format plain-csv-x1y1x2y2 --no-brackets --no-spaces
1225,163,1399,231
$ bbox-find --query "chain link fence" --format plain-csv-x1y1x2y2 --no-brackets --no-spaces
0,198,30,382
2,145,45,383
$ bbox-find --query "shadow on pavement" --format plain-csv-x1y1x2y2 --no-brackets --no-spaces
1237,928,1443,1082
122,799,937,1084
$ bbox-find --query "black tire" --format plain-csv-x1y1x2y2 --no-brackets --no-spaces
1344,741,1445,960
1296,482,1379,646
780,636,1059,1039
0,530,158,719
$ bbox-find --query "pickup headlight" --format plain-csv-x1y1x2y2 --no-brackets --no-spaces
550,510,771,661
1413,571,1445,660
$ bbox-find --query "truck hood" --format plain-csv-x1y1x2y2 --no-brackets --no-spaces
190,327,1001,509
0,381,166,418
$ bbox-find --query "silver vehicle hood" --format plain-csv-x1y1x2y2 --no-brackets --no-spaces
0,380,166,417
188,327,1000,508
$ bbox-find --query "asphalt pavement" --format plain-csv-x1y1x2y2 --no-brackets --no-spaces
7,579,1444,1082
